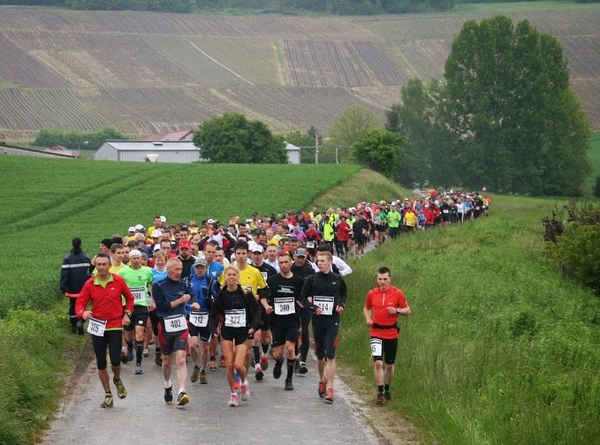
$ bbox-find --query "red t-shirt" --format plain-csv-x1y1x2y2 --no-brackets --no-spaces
76,274,134,329
365,285,408,340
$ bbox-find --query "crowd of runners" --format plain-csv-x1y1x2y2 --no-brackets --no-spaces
60,190,487,409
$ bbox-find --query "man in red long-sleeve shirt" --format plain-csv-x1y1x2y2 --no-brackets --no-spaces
77,252,135,408
363,267,410,405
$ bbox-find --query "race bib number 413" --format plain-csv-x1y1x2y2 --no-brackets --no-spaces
313,296,334,316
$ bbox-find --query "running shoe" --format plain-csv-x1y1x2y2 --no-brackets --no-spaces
126,347,134,363
234,371,241,389
376,393,386,405
219,355,226,368
324,388,334,403
199,370,207,384
228,392,239,407
285,379,294,391
164,386,173,404
384,392,392,402
298,362,308,375
121,351,128,364
176,392,190,408
294,359,300,373
255,364,264,381
135,365,143,375
209,357,217,371
143,349,149,358
241,380,250,401
76,320,84,336
113,378,127,399
273,360,283,379
191,366,200,383
318,380,326,398
155,350,162,366
101,392,113,408
260,354,269,371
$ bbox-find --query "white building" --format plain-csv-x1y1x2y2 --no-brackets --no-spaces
94,140,200,163
94,139,301,164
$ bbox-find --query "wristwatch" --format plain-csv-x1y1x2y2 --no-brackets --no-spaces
124,310,132,316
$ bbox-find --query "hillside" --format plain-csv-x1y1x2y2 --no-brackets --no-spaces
0,4,599,141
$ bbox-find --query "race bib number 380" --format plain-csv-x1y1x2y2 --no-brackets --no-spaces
313,296,334,316
224,309,246,328
164,314,186,333
274,297,295,316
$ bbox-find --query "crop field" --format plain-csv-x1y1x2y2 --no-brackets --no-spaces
0,155,360,314
0,5,599,140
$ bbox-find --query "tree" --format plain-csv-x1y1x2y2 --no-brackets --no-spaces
193,113,287,164
327,105,380,148
386,78,449,187
352,128,402,178
443,16,592,194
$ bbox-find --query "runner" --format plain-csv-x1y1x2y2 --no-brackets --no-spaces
60,237,91,335
363,267,410,404
187,257,217,385
262,252,305,390
300,251,348,403
153,258,198,408
209,265,261,406
76,252,134,408
118,249,154,375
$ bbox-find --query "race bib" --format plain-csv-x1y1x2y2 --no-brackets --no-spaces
87,317,106,337
443,209,449,214
224,309,246,328
190,310,209,328
131,287,145,303
164,314,186,333
306,241,315,249
313,296,334,316
243,285,253,295
274,297,295,316
370,338,383,356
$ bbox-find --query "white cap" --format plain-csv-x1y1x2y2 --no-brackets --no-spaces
151,229,163,238
129,249,142,257
135,224,144,230
160,215,167,222
128,226,135,232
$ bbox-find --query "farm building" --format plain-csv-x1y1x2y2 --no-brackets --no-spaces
44,144,81,158
141,130,194,142
94,140,200,163
95,140,301,164
1,143,76,159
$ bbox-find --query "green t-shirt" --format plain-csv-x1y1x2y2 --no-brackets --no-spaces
118,266,154,306
387,210,401,228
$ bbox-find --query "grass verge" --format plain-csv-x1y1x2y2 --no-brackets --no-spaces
338,194,600,444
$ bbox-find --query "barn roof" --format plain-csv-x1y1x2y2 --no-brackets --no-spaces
103,140,198,151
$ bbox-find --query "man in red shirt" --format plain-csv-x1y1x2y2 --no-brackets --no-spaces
363,267,410,405
77,252,135,408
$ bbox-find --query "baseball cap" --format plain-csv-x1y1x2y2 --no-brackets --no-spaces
179,239,192,249
128,226,135,232
129,249,142,257
160,215,167,222
252,245,264,253
151,229,162,238
135,224,144,231
295,248,307,257
207,218,215,224
194,257,208,267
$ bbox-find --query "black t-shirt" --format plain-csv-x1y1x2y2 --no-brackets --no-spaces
254,262,278,282
265,273,304,327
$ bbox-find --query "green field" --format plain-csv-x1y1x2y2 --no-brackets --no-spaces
3,154,600,444
455,0,600,13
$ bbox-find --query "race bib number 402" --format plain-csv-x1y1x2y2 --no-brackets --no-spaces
164,314,186,333
313,296,334,316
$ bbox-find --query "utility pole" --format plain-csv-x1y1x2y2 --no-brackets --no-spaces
314,130,319,164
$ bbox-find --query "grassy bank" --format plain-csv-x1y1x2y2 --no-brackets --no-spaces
339,194,600,444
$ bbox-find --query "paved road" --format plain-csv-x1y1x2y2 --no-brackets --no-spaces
44,242,389,445
43,345,382,445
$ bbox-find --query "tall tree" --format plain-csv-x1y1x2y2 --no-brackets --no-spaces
193,113,287,164
352,128,402,178
327,105,380,148
443,16,592,194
